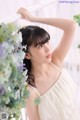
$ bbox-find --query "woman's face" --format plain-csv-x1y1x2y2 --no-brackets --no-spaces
27,41,52,64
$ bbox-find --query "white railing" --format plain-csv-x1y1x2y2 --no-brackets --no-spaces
1,0,56,24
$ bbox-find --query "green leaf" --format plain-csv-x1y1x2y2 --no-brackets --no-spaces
73,14,80,26
34,97,41,105
78,44,80,48
0,23,31,119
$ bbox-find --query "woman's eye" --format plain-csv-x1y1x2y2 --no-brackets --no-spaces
47,40,49,44
37,45,43,49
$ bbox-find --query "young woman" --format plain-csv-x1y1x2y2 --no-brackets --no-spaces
17,8,80,120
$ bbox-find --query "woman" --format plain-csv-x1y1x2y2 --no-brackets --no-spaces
17,8,80,120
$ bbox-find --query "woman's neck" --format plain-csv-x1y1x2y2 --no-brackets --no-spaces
31,62,50,77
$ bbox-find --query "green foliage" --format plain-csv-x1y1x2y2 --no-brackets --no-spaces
0,23,29,119
0,23,41,120
73,14,80,26
0,23,18,42
78,44,80,49
73,14,80,49
34,97,41,106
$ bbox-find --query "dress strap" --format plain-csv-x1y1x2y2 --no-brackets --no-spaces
51,62,62,72
29,63,62,97
30,85,41,97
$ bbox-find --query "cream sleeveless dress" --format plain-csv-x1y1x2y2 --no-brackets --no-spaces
30,63,80,120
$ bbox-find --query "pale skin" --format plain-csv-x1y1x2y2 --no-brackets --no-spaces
17,7,77,120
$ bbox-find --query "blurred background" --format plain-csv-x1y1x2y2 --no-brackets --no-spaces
0,0,80,119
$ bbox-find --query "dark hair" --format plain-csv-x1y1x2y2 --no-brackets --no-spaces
18,25,50,87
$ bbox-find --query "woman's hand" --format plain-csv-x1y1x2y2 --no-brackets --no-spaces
17,7,35,22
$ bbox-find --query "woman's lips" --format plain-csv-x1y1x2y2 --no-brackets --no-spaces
46,54,52,58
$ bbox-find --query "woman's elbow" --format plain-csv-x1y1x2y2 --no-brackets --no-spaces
71,21,77,30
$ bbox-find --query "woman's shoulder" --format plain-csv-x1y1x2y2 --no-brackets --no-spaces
27,85,39,100
26,85,41,120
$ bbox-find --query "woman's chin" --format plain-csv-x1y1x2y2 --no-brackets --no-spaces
46,58,52,63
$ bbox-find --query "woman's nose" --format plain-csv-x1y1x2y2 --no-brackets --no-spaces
44,43,50,52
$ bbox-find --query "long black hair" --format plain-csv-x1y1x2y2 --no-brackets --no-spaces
18,25,50,87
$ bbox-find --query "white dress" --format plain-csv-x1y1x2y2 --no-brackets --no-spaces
30,63,80,120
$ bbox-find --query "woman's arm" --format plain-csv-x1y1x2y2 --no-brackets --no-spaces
26,86,41,120
18,8,77,67
31,16,77,67
32,17,76,31
17,7,76,31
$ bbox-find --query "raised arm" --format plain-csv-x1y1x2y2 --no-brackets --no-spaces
31,17,77,67
17,7,77,67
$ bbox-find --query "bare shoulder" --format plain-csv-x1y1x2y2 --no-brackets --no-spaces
26,85,40,120
27,85,38,100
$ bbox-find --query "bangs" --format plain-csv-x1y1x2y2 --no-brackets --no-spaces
29,27,50,47
19,25,50,49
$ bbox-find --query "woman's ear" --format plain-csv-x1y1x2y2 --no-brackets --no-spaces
25,53,31,59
